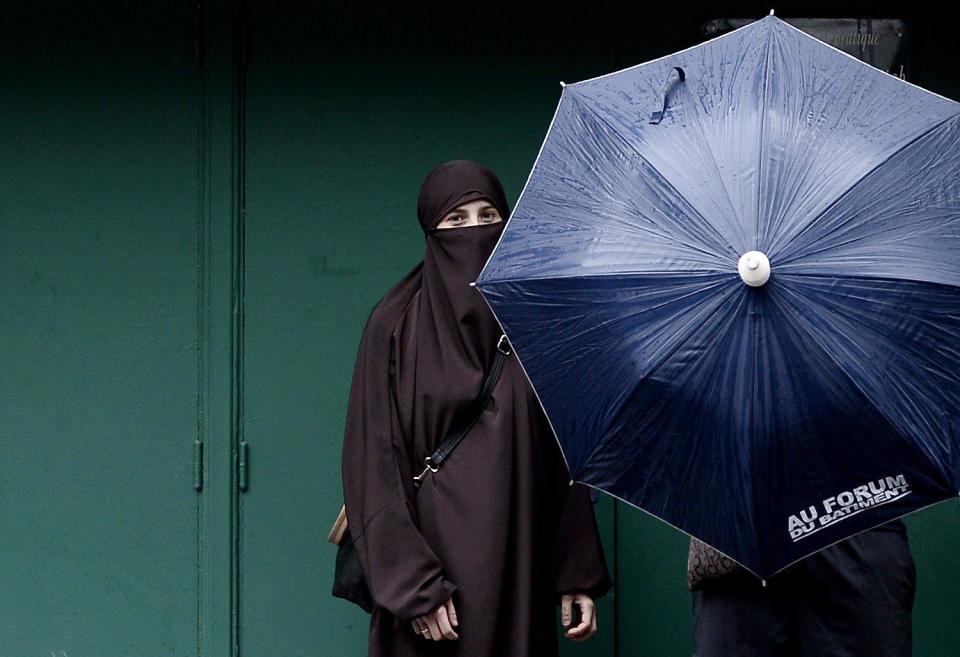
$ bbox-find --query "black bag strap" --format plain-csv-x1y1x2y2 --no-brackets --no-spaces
413,333,511,487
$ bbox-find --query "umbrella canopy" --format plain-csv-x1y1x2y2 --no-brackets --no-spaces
473,13,960,580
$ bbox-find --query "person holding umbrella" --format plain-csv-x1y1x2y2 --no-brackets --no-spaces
689,520,917,656
339,159,612,657
464,12,959,656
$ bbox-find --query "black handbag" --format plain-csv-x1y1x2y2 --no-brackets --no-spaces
330,334,511,613
331,517,375,612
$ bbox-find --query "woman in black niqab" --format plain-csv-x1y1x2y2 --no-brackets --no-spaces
340,160,612,657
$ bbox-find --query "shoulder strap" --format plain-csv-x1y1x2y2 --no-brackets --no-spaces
414,334,511,487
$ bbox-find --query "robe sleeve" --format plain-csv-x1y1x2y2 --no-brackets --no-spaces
340,307,457,622
551,482,614,601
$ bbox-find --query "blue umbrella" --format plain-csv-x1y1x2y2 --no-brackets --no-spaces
473,12,960,580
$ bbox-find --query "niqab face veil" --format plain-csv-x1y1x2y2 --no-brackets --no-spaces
394,160,511,458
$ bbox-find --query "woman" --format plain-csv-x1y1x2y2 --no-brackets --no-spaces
340,160,612,657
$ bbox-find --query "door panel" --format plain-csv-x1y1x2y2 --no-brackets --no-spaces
239,3,617,656
0,3,201,655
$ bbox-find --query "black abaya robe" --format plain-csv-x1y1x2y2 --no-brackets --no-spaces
340,161,612,657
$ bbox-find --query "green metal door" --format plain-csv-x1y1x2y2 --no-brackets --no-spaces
0,2,205,655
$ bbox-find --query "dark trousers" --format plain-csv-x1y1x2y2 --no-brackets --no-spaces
692,521,916,657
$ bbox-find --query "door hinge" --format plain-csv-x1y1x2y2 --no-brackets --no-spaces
194,440,204,491
238,440,249,491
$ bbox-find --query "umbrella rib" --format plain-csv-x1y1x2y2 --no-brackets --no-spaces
575,204,735,265
478,271,733,286
771,270,960,291
682,124,749,253
773,274,960,408
769,111,960,263
748,280,763,573
576,282,743,474
575,479,763,580
755,15,774,252
769,285,953,480
552,277,737,346
570,94,741,259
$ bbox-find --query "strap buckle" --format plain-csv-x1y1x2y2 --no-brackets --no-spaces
497,334,511,356
413,457,439,488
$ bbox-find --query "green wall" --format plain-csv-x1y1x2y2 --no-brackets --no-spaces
1,2,958,656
